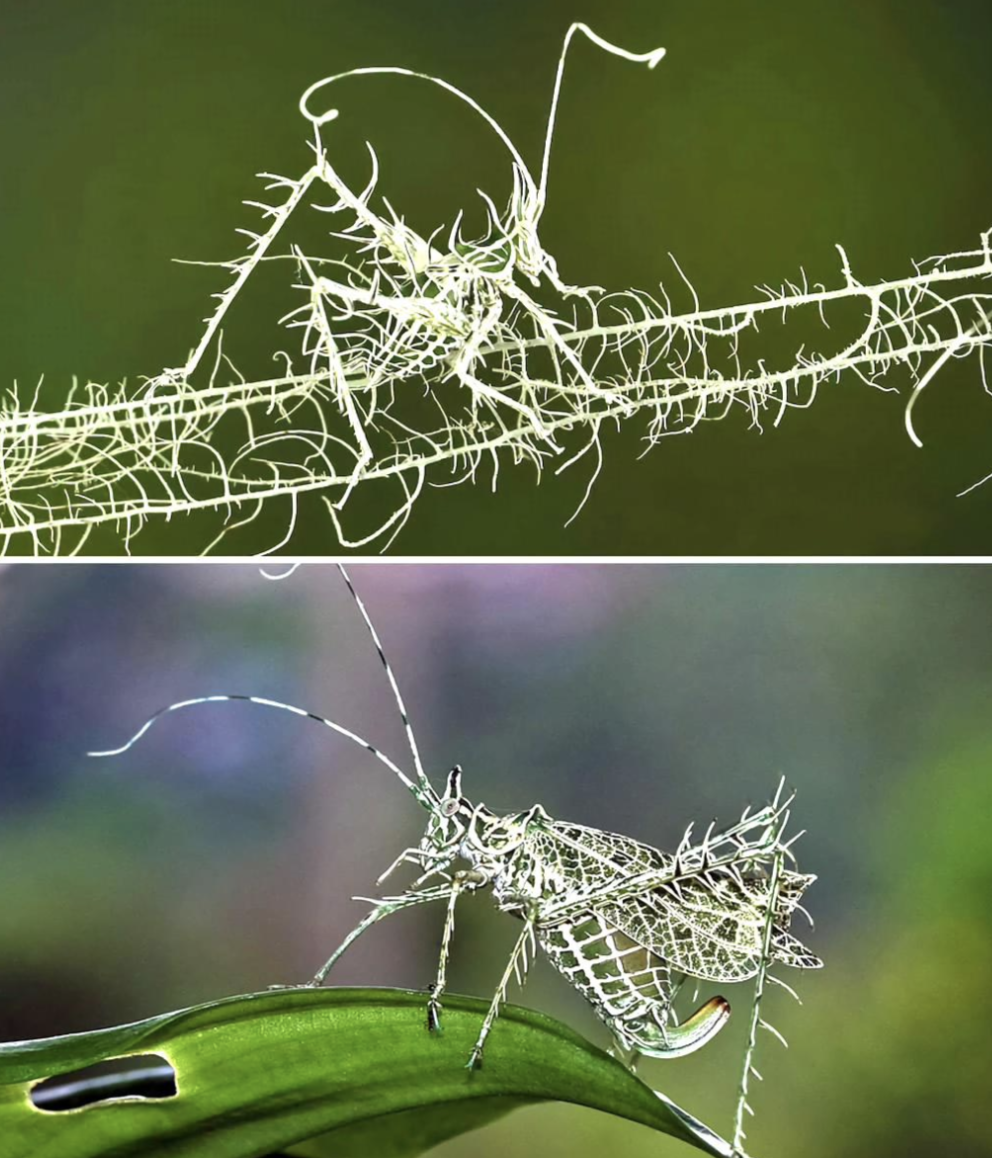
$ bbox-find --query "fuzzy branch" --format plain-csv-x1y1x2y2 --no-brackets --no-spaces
3,23,990,554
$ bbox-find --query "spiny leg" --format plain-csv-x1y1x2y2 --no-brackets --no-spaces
427,880,461,1033
735,839,789,1156
453,359,555,441
295,251,374,510
447,292,557,444
467,913,537,1070
428,868,488,1032
308,881,456,987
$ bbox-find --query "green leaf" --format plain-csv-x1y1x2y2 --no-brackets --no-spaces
0,987,736,1158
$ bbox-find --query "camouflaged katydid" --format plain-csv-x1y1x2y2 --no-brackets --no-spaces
90,565,821,1073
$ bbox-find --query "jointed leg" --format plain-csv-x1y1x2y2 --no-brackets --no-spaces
453,359,556,441
427,881,461,1032
428,868,488,1032
308,882,456,987
294,250,374,510
467,914,537,1070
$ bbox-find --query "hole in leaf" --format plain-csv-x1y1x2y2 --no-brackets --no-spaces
30,1054,177,1111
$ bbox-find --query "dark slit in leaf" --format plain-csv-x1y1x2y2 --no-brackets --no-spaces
30,1055,177,1112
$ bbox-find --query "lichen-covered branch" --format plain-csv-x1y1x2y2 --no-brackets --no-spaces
3,23,990,554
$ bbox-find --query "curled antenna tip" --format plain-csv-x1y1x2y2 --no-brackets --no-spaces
905,401,925,449
647,48,666,68
298,76,341,127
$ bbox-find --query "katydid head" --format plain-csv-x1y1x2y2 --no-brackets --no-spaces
419,765,473,855
416,772,533,887
297,25,663,301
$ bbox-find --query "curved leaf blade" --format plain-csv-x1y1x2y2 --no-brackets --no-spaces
0,987,735,1158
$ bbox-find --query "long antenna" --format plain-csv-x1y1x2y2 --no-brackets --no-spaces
88,693,423,799
336,564,436,803
299,64,536,200
537,23,665,223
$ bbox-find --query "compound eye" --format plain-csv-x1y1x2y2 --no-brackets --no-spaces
440,798,461,818
626,1018,645,1032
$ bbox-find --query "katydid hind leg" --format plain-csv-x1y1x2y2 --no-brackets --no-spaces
467,915,537,1070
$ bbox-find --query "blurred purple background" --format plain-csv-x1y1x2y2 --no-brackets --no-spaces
1,563,990,1157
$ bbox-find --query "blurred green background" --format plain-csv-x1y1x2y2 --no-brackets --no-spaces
1,1,991,554
1,562,990,1155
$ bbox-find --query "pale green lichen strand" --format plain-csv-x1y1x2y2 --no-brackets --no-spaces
2,25,990,554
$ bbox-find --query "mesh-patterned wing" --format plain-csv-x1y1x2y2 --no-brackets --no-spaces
537,907,677,1023
518,821,674,901
601,865,821,982
511,802,819,984
523,797,791,906
769,868,822,969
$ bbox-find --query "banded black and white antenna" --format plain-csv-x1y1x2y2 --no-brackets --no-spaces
335,564,437,806
88,565,441,813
